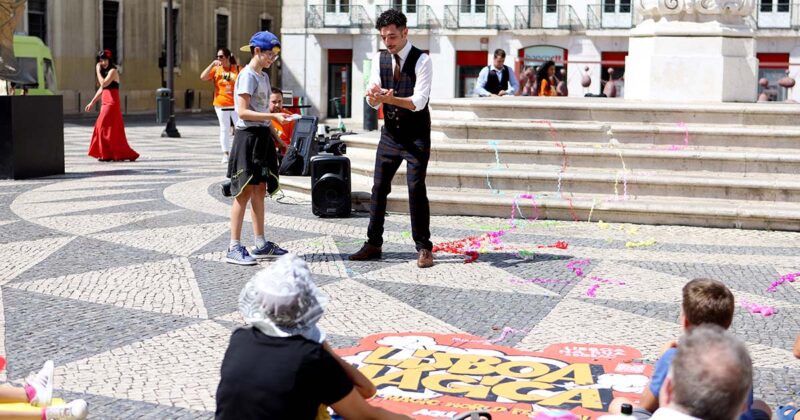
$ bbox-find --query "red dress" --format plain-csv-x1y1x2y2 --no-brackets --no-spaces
88,77,139,161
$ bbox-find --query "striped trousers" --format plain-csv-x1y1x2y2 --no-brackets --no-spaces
367,129,433,252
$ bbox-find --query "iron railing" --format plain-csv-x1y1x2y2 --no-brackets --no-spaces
586,4,633,28
514,4,583,30
307,4,373,28
376,4,439,28
755,0,800,28
443,5,511,29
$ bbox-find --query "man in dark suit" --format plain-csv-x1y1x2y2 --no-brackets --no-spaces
348,9,434,268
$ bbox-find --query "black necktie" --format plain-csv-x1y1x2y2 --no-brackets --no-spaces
393,54,401,83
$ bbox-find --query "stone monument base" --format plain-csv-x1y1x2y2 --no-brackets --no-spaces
624,20,758,102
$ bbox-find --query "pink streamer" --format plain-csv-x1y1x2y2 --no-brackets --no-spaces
767,272,799,293
451,327,524,345
567,259,591,277
740,299,777,316
667,121,690,151
586,276,626,297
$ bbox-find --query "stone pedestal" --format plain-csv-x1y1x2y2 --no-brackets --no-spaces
625,0,758,102
0,96,65,179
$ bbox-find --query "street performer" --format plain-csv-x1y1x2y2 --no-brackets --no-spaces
349,9,434,268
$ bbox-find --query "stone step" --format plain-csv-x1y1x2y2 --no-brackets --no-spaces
426,119,800,149
279,173,800,231
430,97,800,127
341,158,800,202
343,133,800,174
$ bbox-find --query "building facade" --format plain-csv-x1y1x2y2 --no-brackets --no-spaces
14,0,281,114
280,0,800,119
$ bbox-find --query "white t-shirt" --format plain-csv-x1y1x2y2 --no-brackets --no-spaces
234,65,271,129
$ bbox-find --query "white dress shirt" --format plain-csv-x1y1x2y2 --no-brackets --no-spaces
367,41,432,112
474,64,519,97
650,407,702,420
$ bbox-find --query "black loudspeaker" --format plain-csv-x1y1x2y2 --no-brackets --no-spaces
289,116,319,176
311,154,351,218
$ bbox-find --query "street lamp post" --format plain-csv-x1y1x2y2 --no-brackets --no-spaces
162,0,180,138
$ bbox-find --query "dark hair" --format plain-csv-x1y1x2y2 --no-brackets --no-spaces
536,61,556,82
493,49,506,59
96,49,116,69
375,9,407,30
672,325,752,420
218,47,237,66
271,87,283,95
682,278,735,329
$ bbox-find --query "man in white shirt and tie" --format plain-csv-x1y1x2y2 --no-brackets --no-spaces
474,49,519,97
348,9,435,268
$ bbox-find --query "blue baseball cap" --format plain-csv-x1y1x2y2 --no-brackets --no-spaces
240,31,281,53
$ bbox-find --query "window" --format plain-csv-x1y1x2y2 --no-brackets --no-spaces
43,58,56,90
260,18,272,32
392,0,416,13
102,1,121,64
460,0,486,13
216,13,229,50
27,0,47,44
325,0,349,13
163,5,181,66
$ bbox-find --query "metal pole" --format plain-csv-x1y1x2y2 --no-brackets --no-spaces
162,0,180,137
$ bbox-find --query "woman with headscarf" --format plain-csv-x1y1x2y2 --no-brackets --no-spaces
85,49,139,162
216,254,412,420
201,47,240,164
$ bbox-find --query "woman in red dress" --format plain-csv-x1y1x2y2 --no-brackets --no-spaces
85,49,139,161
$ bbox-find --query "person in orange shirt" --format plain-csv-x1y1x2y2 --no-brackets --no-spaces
201,47,240,163
269,87,293,155
537,60,558,97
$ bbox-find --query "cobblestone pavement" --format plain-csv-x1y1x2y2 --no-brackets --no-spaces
1,115,799,418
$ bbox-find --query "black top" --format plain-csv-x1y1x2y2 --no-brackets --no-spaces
99,65,119,90
484,65,510,95
215,328,354,420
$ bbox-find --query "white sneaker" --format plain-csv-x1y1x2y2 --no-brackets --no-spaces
45,399,88,420
26,360,53,407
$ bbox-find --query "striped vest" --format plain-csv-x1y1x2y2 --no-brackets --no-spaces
379,46,431,139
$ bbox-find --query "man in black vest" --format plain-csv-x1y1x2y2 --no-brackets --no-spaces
349,9,434,268
474,49,519,97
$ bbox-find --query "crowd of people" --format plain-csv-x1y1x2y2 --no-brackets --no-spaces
69,9,800,420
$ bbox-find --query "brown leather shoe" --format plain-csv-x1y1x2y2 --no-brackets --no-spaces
417,249,434,268
349,242,382,261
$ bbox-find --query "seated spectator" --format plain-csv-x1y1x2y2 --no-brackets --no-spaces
610,278,771,420
215,254,412,420
268,87,293,155
0,360,87,419
652,324,752,420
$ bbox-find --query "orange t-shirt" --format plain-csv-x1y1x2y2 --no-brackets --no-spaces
212,66,239,108
539,79,557,97
271,116,295,147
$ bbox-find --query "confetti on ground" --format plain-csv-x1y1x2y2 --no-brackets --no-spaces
586,276,626,298
567,259,591,277
625,238,657,248
740,299,777,316
451,326,526,345
767,272,799,293
400,231,412,239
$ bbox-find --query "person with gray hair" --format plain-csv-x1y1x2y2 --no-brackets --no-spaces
652,324,753,420
215,254,412,420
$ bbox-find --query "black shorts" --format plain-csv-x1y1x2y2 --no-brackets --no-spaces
226,126,279,197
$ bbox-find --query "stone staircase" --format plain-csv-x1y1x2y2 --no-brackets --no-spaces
281,97,800,231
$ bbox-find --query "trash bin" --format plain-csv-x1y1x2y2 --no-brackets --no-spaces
156,88,171,124
184,89,194,110
363,98,378,131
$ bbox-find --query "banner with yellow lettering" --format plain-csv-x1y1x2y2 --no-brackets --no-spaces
337,333,652,419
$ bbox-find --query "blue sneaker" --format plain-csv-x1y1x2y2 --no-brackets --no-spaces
251,241,288,259
226,244,257,266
